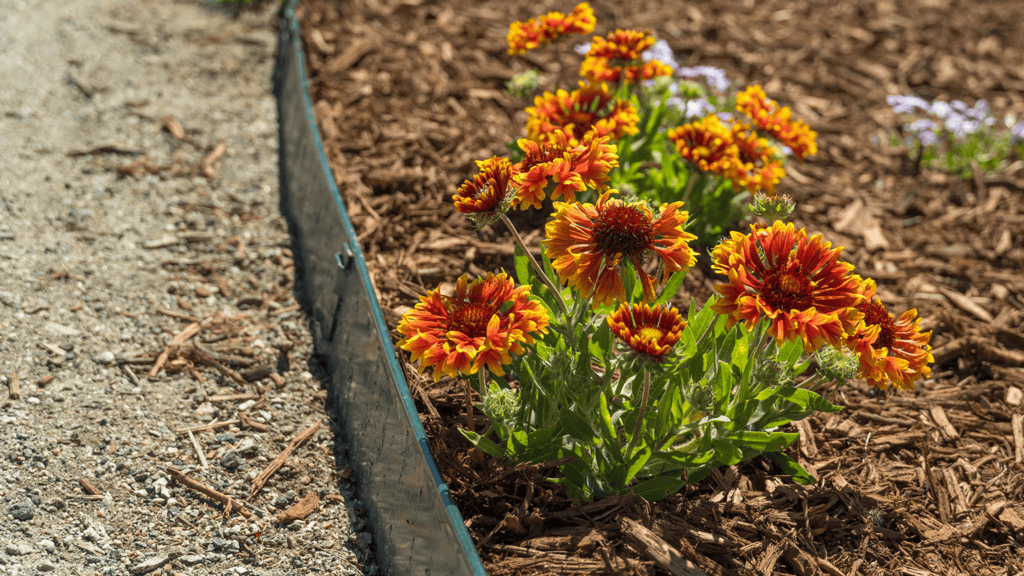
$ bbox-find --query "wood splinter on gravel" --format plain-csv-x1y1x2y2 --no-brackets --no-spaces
7,373,20,399
248,418,323,500
275,490,320,524
166,467,257,522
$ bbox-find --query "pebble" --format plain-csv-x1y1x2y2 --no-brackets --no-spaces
37,560,57,571
9,497,35,521
179,554,204,566
38,539,55,553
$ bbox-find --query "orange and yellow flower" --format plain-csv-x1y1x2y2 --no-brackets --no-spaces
526,83,640,147
513,132,618,209
848,278,933,391
507,3,596,56
453,156,517,224
730,123,787,195
608,302,686,360
736,85,818,162
580,56,674,84
711,221,864,352
397,273,549,382
544,192,697,307
579,29,673,84
667,115,743,180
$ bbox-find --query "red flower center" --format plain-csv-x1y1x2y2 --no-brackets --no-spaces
448,303,495,337
861,300,895,350
593,205,654,258
523,143,564,165
761,269,813,312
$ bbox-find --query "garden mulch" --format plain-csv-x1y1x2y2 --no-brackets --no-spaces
297,0,1024,573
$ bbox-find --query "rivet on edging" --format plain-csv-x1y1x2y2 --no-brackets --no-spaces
336,242,354,270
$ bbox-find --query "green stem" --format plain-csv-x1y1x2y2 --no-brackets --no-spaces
624,369,651,460
500,213,569,316
735,324,771,409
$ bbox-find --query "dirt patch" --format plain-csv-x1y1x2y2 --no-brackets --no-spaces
298,0,1024,573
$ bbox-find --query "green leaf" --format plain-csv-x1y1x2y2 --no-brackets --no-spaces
711,439,743,466
730,430,799,452
767,451,818,485
560,406,598,444
513,242,533,286
628,475,686,501
598,392,617,441
625,444,652,485
654,270,688,306
460,430,506,459
759,386,844,413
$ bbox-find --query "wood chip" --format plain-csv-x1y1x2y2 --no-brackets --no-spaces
935,285,994,323
6,373,19,400
1007,386,1023,407
79,478,102,496
199,140,226,178
275,490,320,524
37,374,55,387
929,405,959,441
1013,414,1024,464
161,116,187,142
620,518,709,576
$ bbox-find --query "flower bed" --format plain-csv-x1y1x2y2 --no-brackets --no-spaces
295,0,1024,573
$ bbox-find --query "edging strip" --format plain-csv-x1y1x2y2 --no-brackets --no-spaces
274,2,486,575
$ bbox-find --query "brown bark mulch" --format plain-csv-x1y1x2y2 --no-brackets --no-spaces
297,0,1024,573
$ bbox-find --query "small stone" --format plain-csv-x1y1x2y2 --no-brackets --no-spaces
1006,386,1022,407
39,539,55,553
220,451,242,470
179,554,204,566
94,351,115,365
10,497,35,521
17,543,33,556
130,553,169,574
4,543,18,556
37,560,57,572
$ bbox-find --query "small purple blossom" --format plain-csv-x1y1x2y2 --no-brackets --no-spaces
944,112,981,138
918,130,938,146
574,43,591,56
929,101,953,118
965,99,989,120
887,94,930,114
676,66,730,93
907,118,937,133
951,100,969,113
1011,121,1024,143
642,39,678,71
717,112,733,122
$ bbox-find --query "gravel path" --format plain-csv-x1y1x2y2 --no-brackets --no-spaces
0,1,374,574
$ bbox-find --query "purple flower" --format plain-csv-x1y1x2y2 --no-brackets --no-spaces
907,118,937,134
918,130,938,146
951,100,969,113
642,39,678,71
677,66,730,93
717,112,733,122
929,101,953,119
966,99,990,120
887,94,930,114
574,43,591,56
944,113,980,138
1011,121,1024,143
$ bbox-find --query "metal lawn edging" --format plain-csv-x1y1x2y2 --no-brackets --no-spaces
273,2,486,575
